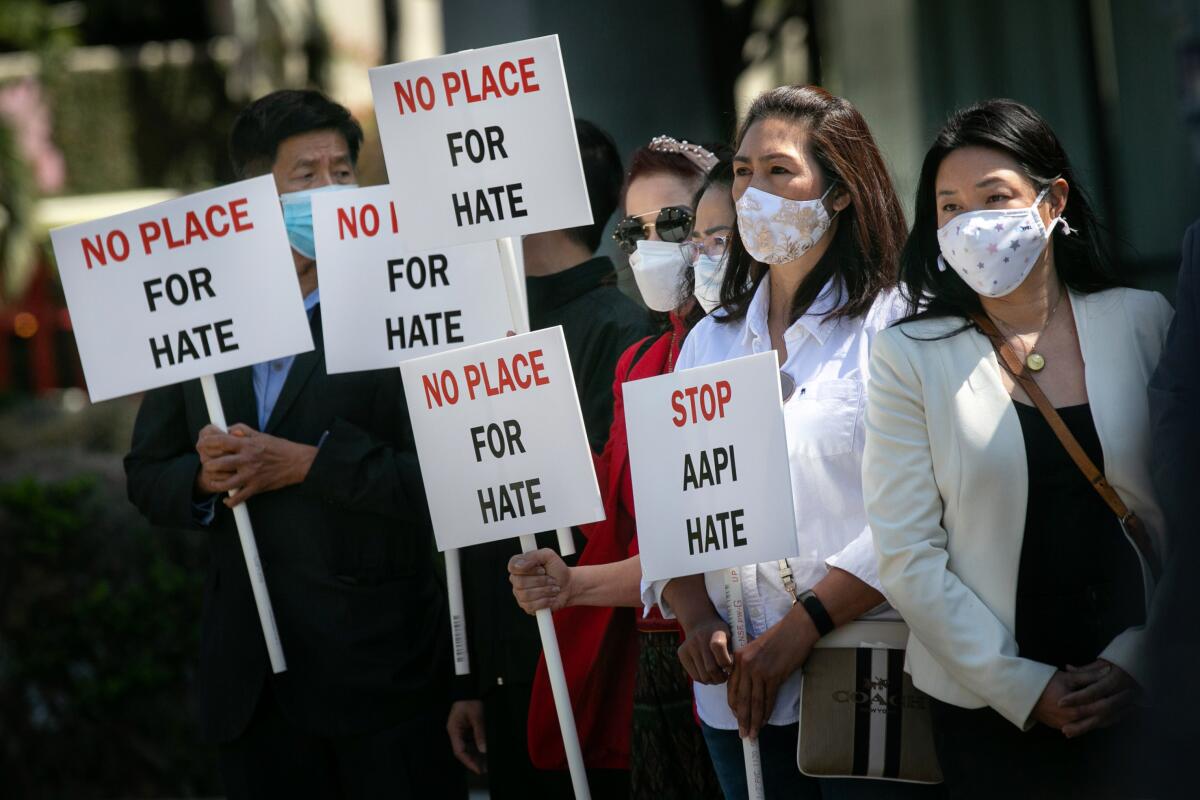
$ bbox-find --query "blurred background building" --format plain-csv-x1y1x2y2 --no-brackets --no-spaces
0,0,1197,797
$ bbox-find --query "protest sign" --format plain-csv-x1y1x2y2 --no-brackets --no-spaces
399,326,603,550
624,350,794,800
369,35,591,250
623,351,799,582
400,325,600,798
49,175,311,674
50,175,313,403
313,185,512,371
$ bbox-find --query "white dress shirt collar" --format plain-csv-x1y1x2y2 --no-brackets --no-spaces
742,274,845,351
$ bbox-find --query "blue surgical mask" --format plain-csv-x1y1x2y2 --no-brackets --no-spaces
279,183,358,260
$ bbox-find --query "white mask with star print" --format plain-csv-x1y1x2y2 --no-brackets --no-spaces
936,187,1072,298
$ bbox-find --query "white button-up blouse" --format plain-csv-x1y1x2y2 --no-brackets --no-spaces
642,277,906,730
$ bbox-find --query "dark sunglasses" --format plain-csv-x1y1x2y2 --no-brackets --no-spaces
612,205,695,254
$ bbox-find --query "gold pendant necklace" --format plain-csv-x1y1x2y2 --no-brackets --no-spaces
990,290,1064,373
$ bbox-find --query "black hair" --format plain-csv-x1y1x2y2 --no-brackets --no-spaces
677,156,735,327
566,118,623,253
228,89,364,179
899,98,1122,331
693,155,735,206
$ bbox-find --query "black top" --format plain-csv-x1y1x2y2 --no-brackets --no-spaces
456,256,653,698
1012,401,1146,668
125,308,450,743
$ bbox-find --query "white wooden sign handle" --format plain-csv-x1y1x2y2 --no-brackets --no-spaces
725,568,765,800
497,236,576,558
444,547,470,675
521,533,590,799
199,373,287,673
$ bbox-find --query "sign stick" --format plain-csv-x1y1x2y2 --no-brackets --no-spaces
444,547,470,675
725,567,765,800
199,374,287,673
497,237,576,557
520,533,591,799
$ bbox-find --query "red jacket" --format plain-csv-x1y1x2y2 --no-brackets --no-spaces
527,316,686,770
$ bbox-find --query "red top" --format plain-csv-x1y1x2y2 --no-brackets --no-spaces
527,315,686,770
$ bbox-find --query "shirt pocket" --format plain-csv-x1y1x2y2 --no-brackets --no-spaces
786,378,862,458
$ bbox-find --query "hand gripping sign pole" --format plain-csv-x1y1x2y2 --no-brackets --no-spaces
200,374,287,673
725,568,766,800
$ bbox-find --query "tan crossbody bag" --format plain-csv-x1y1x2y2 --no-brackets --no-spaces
971,312,1162,580
789,557,942,783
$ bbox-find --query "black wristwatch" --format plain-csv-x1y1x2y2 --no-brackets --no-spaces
796,589,835,637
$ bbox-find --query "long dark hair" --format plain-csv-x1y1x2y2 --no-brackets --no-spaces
718,85,906,324
900,98,1121,327
678,156,735,329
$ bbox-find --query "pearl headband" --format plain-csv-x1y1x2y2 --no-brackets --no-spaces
648,135,718,173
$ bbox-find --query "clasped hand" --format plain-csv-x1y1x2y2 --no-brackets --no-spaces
678,605,818,739
1032,658,1140,738
194,423,317,506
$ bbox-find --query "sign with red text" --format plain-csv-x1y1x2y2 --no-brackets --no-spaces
368,35,591,249
399,326,603,550
623,351,798,582
313,185,513,372
49,175,313,402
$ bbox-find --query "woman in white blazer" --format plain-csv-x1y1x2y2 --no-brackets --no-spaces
863,99,1171,798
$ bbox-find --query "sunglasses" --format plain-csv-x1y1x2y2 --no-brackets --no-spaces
612,205,695,254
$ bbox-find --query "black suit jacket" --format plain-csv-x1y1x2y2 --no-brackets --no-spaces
124,307,451,743
1147,220,1200,795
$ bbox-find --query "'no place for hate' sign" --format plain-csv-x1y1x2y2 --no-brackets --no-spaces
50,175,314,402
313,184,513,372
399,326,604,551
369,35,592,250
623,351,799,582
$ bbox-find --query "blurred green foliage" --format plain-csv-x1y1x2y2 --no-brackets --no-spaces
0,473,220,798
43,58,239,195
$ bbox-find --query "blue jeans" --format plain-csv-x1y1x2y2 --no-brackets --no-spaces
700,722,943,800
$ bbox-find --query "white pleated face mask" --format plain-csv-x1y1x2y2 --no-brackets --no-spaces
735,185,833,264
692,254,727,313
936,187,1072,298
629,239,689,312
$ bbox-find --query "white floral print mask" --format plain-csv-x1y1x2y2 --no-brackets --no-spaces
735,185,834,264
936,187,1072,298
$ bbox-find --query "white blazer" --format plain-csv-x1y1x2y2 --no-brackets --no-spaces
862,287,1172,730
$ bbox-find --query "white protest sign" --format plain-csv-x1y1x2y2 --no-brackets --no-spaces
313,185,512,372
624,351,798,582
369,35,592,249
50,175,313,402
399,326,603,551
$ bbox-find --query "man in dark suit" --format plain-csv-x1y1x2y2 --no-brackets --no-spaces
124,90,463,799
1147,219,1200,798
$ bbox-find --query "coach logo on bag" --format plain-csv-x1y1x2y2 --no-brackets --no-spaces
831,677,929,712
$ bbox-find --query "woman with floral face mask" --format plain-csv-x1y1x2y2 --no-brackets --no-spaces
507,144,731,800
642,86,938,799
862,99,1172,798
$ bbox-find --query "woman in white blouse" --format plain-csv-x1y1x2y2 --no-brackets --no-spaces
863,99,1170,798
645,85,934,799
